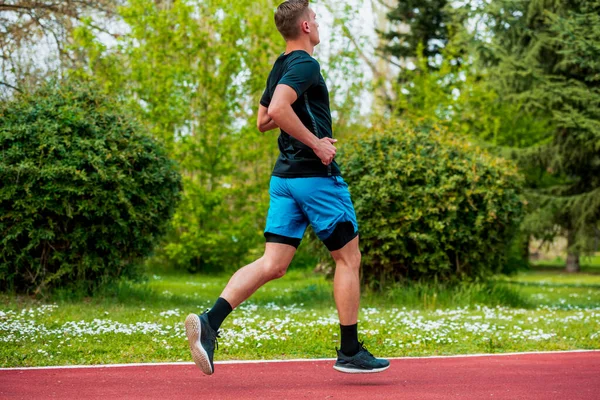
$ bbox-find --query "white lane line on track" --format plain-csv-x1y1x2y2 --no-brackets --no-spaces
1,349,599,371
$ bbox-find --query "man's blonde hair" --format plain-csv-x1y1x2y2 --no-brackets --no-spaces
274,0,310,41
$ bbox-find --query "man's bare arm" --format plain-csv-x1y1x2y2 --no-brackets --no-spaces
267,84,337,165
257,104,279,132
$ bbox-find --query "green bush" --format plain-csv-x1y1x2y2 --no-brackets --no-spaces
340,120,524,287
0,80,182,294
159,178,262,274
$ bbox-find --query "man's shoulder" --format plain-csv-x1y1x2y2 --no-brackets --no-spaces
284,51,320,68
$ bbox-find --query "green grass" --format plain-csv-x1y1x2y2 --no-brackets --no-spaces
531,254,600,273
1,268,599,367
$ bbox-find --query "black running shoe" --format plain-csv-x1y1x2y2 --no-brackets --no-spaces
333,342,390,374
185,312,219,375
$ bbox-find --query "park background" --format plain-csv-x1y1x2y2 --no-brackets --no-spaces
0,0,599,367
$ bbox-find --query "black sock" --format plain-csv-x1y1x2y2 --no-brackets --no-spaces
206,297,233,331
340,323,360,356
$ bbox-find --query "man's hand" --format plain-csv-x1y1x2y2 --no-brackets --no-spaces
268,85,336,164
312,137,337,165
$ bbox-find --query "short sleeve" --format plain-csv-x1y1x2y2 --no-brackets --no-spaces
260,87,271,107
278,58,320,98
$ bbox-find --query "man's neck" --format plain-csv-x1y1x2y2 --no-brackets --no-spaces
284,40,314,56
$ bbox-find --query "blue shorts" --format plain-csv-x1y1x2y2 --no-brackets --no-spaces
264,176,359,251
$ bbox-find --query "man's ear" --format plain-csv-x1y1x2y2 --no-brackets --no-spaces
301,20,310,33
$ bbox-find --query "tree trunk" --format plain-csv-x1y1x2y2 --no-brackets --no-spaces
566,230,580,273
566,253,580,272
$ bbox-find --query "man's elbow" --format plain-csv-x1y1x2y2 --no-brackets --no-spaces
267,104,284,122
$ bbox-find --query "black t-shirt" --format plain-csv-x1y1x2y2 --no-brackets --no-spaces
260,50,341,177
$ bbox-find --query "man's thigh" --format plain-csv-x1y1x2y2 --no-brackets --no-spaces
289,176,359,251
264,176,309,248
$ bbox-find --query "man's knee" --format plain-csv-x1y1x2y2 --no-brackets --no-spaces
262,257,289,280
332,242,361,270
339,249,361,270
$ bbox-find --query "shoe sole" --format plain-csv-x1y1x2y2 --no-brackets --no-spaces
185,313,213,375
333,364,390,374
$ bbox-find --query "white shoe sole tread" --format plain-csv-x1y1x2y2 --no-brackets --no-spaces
185,314,213,375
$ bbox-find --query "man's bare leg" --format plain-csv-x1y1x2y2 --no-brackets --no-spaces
329,235,390,373
185,242,296,375
220,242,297,309
331,235,361,326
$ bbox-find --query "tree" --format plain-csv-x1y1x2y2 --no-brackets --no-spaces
483,0,600,272
378,0,450,65
368,2,554,272
375,1,473,118
0,0,121,97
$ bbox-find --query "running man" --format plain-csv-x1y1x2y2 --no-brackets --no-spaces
184,0,389,375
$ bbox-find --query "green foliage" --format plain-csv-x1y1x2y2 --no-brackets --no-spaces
160,176,264,273
379,0,450,64
382,15,553,271
69,0,282,272
386,44,452,120
0,79,182,294
503,229,532,275
64,0,370,273
340,120,525,287
388,36,551,152
482,0,600,255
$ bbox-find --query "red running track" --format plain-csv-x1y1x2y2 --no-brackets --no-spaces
1,351,599,400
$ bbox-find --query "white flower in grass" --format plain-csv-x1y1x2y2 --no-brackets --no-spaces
159,309,181,318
